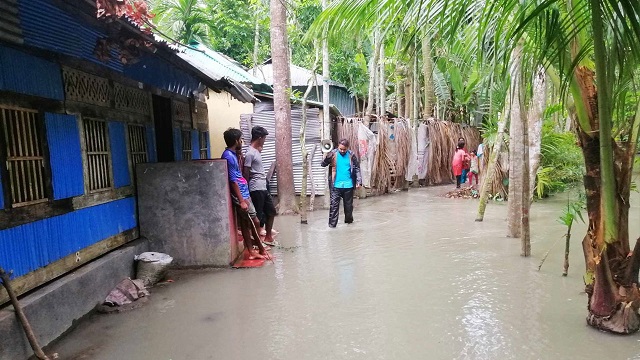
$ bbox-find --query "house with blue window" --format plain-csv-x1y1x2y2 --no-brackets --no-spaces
0,1,256,358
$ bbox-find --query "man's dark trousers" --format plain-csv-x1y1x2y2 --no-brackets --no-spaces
329,187,354,227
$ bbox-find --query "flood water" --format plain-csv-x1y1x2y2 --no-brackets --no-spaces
50,184,640,360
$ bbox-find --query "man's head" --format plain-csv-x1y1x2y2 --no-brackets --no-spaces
338,138,349,155
223,128,243,151
251,126,269,146
457,140,465,149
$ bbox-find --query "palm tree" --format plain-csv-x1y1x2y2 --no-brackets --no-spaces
313,0,640,333
149,0,210,44
270,0,297,214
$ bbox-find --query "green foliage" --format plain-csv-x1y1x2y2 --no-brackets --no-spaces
557,192,586,227
535,113,584,198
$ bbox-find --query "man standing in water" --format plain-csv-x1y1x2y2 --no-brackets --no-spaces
321,139,362,228
243,126,278,246
222,128,267,260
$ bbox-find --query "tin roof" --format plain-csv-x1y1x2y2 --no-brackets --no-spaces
251,62,347,88
176,43,272,102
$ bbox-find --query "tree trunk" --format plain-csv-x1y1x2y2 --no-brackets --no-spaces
365,31,381,125
528,67,546,200
475,117,507,222
379,41,386,116
404,76,412,120
300,89,311,224
322,0,330,139
477,45,522,222
507,43,525,238
270,0,296,214
252,1,261,75
412,51,419,123
422,35,434,118
300,43,320,224
396,65,404,118
521,95,531,257
563,221,572,276
576,64,640,333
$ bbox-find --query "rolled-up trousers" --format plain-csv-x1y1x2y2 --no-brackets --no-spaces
329,187,354,227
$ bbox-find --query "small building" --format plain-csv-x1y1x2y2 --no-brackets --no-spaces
176,43,272,157
240,93,341,196
252,60,357,117
0,1,255,358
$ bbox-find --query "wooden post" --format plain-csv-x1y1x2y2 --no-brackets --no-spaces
0,266,50,360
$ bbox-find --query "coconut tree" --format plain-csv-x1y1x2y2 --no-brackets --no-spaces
314,0,640,333
149,0,210,44
270,0,297,214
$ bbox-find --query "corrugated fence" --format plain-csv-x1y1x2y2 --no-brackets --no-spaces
241,106,327,196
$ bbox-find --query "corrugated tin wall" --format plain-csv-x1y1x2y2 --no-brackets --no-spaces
18,0,124,72
0,44,64,100
292,86,356,117
146,125,157,163
108,121,131,188
17,0,201,97
0,0,23,45
124,55,202,98
173,128,182,161
191,129,199,160
0,197,136,278
0,165,4,208
240,106,327,196
45,113,84,200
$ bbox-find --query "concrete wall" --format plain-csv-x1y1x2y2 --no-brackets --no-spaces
207,91,253,158
0,238,150,360
136,161,239,267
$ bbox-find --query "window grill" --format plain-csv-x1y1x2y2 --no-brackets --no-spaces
83,119,112,191
199,131,208,159
0,107,47,207
128,125,148,166
182,130,192,160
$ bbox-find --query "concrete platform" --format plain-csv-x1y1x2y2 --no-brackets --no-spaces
0,238,149,360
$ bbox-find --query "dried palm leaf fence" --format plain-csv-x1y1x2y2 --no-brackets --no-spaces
338,116,414,193
424,119,480,184
338,117,506,196
423,119,507,198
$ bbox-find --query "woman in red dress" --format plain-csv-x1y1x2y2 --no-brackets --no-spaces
452,141,468,188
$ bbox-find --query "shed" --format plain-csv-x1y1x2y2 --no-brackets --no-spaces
240,93,341,196
252,61,356,117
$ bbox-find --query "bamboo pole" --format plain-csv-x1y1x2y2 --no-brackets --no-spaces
0,266,50,360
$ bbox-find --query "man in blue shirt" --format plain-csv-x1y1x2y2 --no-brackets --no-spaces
222,128,266,260
321,139,362,228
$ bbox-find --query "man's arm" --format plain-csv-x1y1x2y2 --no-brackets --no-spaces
321,151,334,167
352,153,362,186
242,152,253,182
229,181,248,211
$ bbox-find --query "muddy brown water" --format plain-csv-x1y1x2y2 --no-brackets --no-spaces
49,185,640,360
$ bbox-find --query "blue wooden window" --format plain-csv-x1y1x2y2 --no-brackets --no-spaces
45,113,84,200
108,121,130,188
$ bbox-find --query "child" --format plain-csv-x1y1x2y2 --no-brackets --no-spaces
468,150,479,187
452,141,469,188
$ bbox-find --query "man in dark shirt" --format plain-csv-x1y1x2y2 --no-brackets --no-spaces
222,128,266,260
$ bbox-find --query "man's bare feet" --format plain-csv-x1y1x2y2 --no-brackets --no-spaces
247,250,265,260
